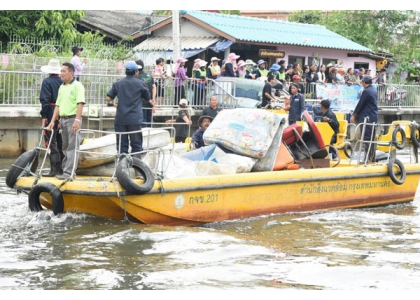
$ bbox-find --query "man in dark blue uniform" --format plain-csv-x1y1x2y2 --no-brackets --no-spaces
106,61,151,158
39,59,64,177
350,75,378,162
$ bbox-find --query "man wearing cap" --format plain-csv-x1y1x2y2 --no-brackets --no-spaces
350,75,378,162
106,61,151,166
312,99,339,160
70,46,87,81
207,57,221,80
39,58,64,177
46,62,85,180
191,115,213,149
289,75,305,95
255,59,269,79
193,60,208,108
202,95,222,119
135,59,156,127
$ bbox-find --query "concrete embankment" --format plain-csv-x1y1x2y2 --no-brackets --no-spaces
0,106,418,158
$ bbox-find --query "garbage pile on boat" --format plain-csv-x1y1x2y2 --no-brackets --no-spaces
142,108,297,179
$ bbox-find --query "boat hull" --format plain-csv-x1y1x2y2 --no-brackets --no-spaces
15,162,420,226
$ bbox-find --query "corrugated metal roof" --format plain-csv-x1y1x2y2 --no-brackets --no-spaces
133,36,221,51
181,10,372,53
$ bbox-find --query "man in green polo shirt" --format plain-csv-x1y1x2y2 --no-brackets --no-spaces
46,62,85,180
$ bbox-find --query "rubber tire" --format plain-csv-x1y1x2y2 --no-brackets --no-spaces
387,158,406,185
343,143,353,158
28,182,64,215
392,126,406,150
6,150,38,188
411,124,420,148
116,157,155,195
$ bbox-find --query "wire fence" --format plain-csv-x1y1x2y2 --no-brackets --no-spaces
1,69,420,109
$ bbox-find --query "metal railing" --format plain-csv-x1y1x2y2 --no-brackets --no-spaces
2,69,420,108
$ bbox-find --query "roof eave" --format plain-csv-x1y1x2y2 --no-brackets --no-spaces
132,17,173,39
182,14,237,43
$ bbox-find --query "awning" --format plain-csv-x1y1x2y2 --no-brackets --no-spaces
133,36,222,52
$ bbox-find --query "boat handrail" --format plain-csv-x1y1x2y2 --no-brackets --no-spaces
351,120,417,166
70,127,178,179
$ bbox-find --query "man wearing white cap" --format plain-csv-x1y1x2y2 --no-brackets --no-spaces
106,61,151,164
207,57,221,80
39,58,64,177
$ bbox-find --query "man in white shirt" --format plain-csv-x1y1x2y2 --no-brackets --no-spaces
70,46,88,81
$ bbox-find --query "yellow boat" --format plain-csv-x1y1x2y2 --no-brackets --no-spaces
6,111,420,227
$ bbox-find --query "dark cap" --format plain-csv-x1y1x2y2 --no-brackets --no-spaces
72,46,83,55
198,115,213,127
320,99,331,109
361,75,373,84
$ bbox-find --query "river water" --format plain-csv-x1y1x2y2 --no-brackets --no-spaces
1,157,420,291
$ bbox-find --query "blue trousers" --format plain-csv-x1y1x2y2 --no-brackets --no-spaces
114,123,143,154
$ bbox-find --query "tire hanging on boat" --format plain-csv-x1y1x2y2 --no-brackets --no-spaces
28,182,64,215
116,157,155,195
343,142,353,158
392,126,406,150
410,124,420,148
6,150,38,188
387,158,406,185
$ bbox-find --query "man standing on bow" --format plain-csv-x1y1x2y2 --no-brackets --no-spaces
350,75,378,162
106,61,151,165
46,63,85,180
40,58,64,177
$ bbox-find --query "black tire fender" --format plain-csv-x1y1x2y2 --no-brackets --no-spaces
343,142,353,158
6,150,38,188
28,182,64,215
387,158,406,185
392,126,406,150
410,124,420,148
116,157,155,195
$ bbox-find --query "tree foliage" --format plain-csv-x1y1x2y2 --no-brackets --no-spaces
0,11,85,44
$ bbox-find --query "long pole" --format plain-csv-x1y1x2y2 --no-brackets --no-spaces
172,10,181,61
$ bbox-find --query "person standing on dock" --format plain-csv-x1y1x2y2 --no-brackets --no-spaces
39,58,64,177
46,62,85,180
70,46,87,81
350,75,378,162
135,59,156,128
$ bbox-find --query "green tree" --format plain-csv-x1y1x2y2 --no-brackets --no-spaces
0,10,85,49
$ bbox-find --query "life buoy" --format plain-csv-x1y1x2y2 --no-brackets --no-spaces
6,150,38,188
387,158,406,185
28,182,64,215
116,157,155,194
410,124,420,147
392,126,406,150
343,142,353,158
